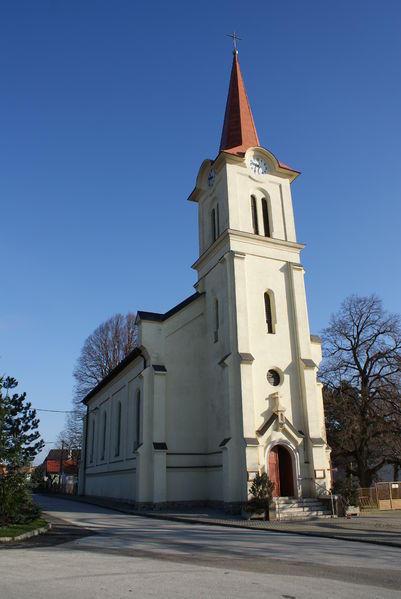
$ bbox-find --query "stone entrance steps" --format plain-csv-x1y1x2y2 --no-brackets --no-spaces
275,497,334,521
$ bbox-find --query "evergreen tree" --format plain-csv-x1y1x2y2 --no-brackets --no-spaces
0,376,44,525
244,473,274,520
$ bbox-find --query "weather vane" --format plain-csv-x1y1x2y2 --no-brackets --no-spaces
227,31,242,54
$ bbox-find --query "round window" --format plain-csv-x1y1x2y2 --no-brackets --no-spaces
267,369,280,386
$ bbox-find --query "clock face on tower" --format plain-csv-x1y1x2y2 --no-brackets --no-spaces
249,157,268,175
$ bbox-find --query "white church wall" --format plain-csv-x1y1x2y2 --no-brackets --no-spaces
280,178,297,243
245,254,303,429
135,365,154,504
201,259,232,450
138,293,226,503
84,356,144,501
85,469,137,501
162,298,225,501
162,298,207,451
167,469,209,501
198,164,229,256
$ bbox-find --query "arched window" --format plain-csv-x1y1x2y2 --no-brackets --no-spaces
262,197,271,237
264,292,274,334
214,298,219,343
115,401,121,457
134,390,141,450
216,204,220,237
251,195,259,235
101,411,107,461
211,208,217,242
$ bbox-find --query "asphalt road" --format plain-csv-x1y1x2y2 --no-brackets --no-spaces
0,495,400,599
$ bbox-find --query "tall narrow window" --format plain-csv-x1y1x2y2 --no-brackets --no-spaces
90,417,95,463
214,299,219,343
216,204,220,237
211,208,216,242
115,402,121,457
251,195,259,234
262,197,271,237
264,292,274,334
101,411,107,461
134,390,141,450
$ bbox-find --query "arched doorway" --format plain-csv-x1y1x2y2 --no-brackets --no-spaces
268,444,295,497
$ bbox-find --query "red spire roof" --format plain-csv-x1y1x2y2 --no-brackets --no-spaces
219,52,260,156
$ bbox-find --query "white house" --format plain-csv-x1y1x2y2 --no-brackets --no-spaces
79,50,331,512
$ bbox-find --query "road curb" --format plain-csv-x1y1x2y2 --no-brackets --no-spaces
0,523,52,544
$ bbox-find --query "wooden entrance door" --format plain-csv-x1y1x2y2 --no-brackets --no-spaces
277,445,295,497
268,446,280,497
268,445,295,498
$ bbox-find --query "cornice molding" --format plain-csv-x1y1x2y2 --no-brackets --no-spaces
192,229,304,273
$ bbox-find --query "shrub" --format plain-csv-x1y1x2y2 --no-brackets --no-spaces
244,473,274,520
332,477,359,506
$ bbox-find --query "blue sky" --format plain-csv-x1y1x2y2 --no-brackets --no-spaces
1,1,400,461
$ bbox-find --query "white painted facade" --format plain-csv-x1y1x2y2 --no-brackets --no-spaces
80,142,331,511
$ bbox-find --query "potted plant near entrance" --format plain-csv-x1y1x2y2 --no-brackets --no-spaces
243,473,275,521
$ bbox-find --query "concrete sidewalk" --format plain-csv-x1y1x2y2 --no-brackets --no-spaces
36,494,401,548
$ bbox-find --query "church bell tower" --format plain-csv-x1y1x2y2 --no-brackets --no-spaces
188,48,331,507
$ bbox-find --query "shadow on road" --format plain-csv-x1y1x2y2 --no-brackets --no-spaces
0,514,96,549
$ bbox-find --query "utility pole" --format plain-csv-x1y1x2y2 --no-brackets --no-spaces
59,439,64,493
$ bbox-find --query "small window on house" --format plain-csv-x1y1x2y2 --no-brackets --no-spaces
264,292,274,333
251,195,259,235
214,299,219,343
134,390,141,450
115,402,121,457
262,197,271,237
101,411,107,461
211,208,217,243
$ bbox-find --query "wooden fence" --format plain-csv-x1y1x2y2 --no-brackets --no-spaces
359,482,401,510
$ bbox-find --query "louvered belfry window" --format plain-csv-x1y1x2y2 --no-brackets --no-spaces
262,197,271,237
264,292,274,333
211,208,217,242
251,195,259,235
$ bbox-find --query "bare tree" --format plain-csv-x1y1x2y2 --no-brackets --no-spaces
388,414,401,480
56,410,83,449
60,313,137,448
73,312,137,406
320,295,401,487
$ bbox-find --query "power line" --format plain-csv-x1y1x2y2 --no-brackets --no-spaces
36,408,75,414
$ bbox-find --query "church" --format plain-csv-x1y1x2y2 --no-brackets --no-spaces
79,49,332,512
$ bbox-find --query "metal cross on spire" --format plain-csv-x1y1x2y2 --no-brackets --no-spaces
227,31,242,54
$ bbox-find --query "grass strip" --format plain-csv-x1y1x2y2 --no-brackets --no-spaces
0,518,47,538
